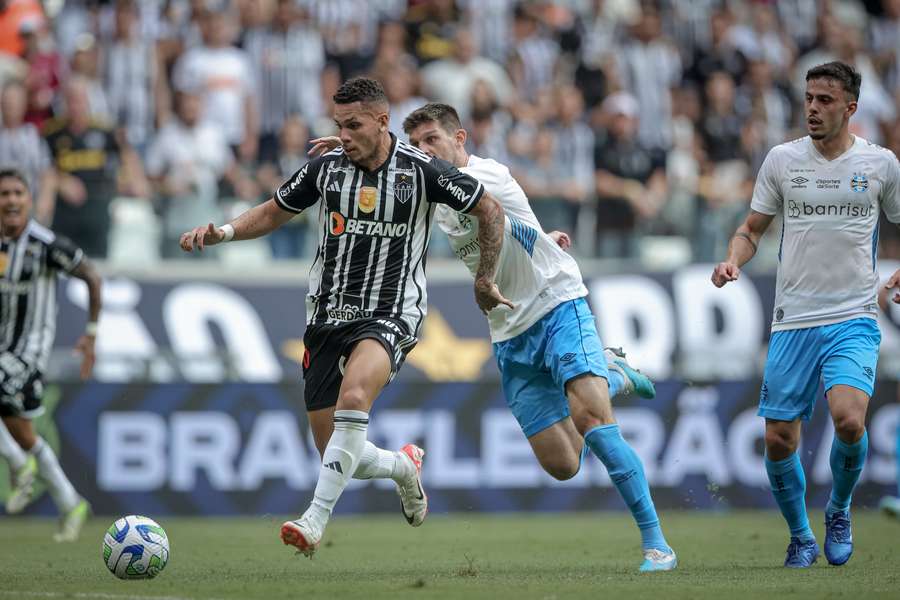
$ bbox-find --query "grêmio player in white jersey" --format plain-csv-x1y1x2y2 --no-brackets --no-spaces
712,62,900,569
399,103,677,571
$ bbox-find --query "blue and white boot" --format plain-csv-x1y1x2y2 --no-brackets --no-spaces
639,547,677,572
824,510,852,566
605,347,656,399
784,537,819,568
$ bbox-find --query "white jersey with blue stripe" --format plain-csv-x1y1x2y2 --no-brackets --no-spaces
751,135,900,331
435,154,587,342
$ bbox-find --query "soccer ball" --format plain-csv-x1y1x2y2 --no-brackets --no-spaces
102,515,170,580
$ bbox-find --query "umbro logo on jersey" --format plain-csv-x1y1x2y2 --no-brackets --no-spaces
328,211,408,238
790,176,808,188
560,353,576,362
324,461,343,474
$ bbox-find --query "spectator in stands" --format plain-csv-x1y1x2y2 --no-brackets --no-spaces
380,59,426,139
20,20,61,129
405,0,460,64
44,76,147,258
593,91,667,259
420,28,514,121
255,115,311,259
0,78,54,223
243,0,324,152
685,8,745,89
0,0,44,59
145,87,255,259
616,3,682,151
508,3,560,101
172,3,260,163
68,33,112,124
100,0,169,156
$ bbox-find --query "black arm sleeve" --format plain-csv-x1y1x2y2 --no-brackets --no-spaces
46,235,85,274
274,157,326,213
422,156,484,213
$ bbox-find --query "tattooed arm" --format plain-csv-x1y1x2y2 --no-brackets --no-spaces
467,191,514,312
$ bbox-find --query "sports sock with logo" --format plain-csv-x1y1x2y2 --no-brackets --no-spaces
353,441,410,482
765,452,815,542
826,430,868,515
31,437,80,513
606,370,625,398
0,421,27,471
306,410,369,527
584,424,670,551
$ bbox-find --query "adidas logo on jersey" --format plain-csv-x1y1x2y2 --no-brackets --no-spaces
326,180,341,193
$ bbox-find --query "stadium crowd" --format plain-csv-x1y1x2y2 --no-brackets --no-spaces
0,0,899,264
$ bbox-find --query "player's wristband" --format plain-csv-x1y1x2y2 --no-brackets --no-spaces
220,224,235,242
85,322,98,337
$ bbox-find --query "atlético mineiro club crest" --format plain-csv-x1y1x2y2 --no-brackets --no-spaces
850,173,869,193
394,173,413,204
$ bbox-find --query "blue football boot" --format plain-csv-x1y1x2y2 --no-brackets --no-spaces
605,347,656,399
824,510,852,566
784,537,819,568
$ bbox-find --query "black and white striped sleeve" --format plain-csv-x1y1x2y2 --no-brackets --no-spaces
274,158,325,213
421,156,484,213
46,235,84,274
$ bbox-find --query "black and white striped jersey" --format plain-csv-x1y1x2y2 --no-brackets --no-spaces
275,135,484,335
0,221,84,372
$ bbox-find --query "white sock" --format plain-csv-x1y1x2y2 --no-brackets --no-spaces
31,437,80,513
353,441,409,482
305,410,368,528
0,421,27,471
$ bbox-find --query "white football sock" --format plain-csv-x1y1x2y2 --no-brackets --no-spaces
31,437,80,513
0,421,27,471
305,410,368,528
353,441,410,482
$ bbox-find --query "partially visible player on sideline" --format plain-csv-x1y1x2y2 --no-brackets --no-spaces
313,102,677,571
877,276,900,518
179,78,508,558
0,167,100,541
712,61,900,568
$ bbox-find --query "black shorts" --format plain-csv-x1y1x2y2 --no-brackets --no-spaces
302,317,417,411
0,353,45,419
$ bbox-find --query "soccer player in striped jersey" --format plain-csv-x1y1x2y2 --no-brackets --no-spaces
712,62,900,568
180,78,509,558
309,102,678,571
0,168,101,541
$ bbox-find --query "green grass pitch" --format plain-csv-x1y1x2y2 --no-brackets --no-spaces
2,511,899,599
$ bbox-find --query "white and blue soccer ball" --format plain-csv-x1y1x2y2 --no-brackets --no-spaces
102,515,170,580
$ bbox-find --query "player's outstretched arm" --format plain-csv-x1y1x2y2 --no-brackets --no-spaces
71,257,102,380
711,210,774,288
467,192,514,312
882,269,900,309
179,198,294,252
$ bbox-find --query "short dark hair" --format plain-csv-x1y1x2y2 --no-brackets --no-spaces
806,61,862,101
0,167,28,189
333,77,388,106
402,103,462,135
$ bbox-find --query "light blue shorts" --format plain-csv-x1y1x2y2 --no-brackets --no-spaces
493,297,609,437
758,317,880,422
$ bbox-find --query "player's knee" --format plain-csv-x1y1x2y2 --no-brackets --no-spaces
336,386,370,412
764,427,797,457
543,459,580,481
833,414,865,442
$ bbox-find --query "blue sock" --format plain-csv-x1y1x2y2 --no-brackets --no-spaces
607,371,625,398
765,453,814,542
584,424,670,552
826,430,868,515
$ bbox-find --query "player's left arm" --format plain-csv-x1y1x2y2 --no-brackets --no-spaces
423,157,513,313
48,235,102,380
70,257,102,380
467,191,515,312
880,152,900,305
